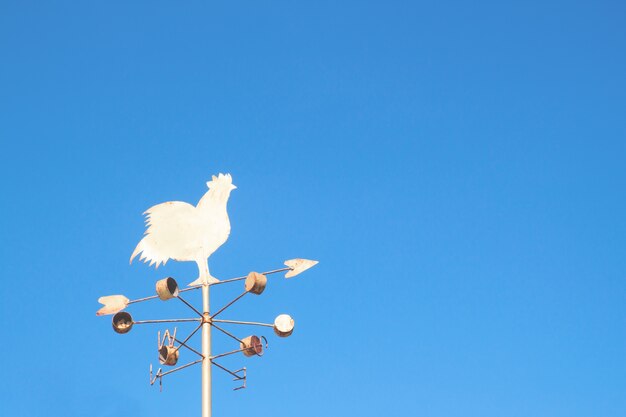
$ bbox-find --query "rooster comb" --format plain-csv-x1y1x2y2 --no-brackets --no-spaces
206,173,235,189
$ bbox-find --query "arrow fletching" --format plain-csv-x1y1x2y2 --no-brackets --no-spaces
284,259,318,278
96,295,130,316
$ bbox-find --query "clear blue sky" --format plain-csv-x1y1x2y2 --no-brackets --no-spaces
1,1,625,416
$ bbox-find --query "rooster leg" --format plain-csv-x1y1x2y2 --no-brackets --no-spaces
188,258,220,286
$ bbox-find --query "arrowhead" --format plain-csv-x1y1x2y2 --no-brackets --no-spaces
284,258,319,278
96,295,130,316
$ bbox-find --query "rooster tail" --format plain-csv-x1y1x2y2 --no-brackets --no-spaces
129,238,169,268
130,241,143,264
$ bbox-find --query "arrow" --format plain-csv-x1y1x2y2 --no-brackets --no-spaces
97,258,319,315
96,295,130,316
199,258,319,286
284,258,318,278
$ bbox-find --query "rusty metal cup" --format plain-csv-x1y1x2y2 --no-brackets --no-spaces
244,272,267,295
240,335,264,357
159,345,180,366
112,312,133,334
156,277,179,300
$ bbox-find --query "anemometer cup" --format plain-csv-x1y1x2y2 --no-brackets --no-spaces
244,272,267,295
159,346,180,366
112,312,134,334
240,335,265,357
273,314,295,338
156,277,179,300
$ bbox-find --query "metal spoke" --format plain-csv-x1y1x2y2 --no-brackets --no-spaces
209,267,292,287
173,323,203,354
177,295,204,318
210,291,248,319
134,318,201,324
262,267,293,275
208,276,246,286
210,347,247,360
212,361,245,380
128,294,159,304
128,284,202,305
211,323,244,344
211,319,273,328
175,337,204,358
180,285,203,294
159,359,203,378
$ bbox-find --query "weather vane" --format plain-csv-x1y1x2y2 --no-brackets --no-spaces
97,173,318,417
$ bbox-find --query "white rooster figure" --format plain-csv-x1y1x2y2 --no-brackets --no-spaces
130,173,236,286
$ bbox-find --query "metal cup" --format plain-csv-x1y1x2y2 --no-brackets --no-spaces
112,312,133,334
156,277,179,300
159,345,180,366
240,335,264,357
244,272,267,295
273,314,295,337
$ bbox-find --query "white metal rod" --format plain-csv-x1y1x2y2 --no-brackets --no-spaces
201,284,211,417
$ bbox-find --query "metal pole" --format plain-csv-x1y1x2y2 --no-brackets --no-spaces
201,283,211,417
